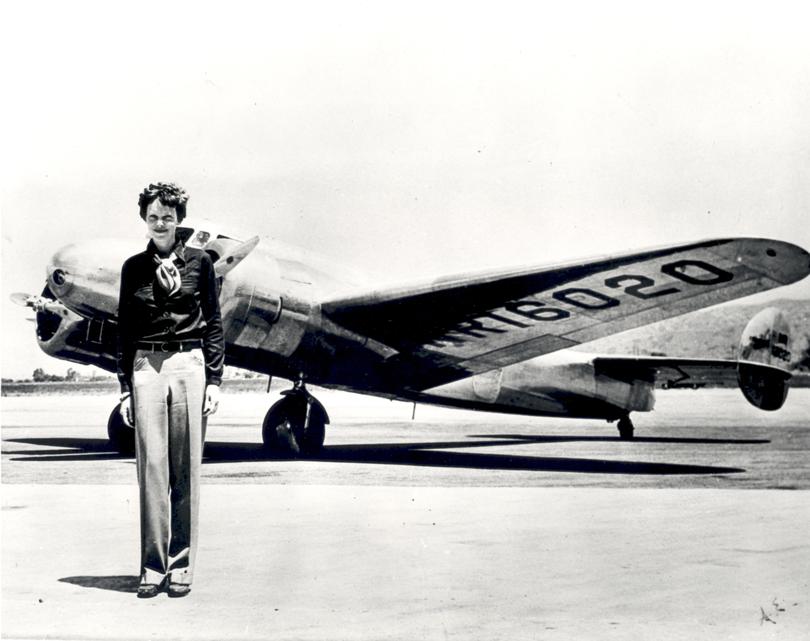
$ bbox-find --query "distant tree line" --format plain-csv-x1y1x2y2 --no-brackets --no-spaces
6,335,809,385
8,365,261,383
31,367,80,382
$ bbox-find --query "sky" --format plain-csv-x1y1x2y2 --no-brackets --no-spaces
2,1,810,380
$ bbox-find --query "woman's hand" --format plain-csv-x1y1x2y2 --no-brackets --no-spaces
119,393,134,427
203,384,220,416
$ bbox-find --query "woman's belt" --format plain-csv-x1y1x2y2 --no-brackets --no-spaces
135,339,203,353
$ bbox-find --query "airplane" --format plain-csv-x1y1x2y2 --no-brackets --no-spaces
12,219,810,456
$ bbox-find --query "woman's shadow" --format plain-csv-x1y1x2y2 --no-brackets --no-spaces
59,575,139,593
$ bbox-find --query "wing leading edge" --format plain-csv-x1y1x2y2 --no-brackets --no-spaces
322,238,810,389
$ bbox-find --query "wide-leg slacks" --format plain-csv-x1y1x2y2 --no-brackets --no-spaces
132,348,206,586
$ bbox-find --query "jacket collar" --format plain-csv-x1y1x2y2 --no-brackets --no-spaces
146,237,187,264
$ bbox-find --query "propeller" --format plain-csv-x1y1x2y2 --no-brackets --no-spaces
9,292,32,307
9,292,71,317
213,236,260,277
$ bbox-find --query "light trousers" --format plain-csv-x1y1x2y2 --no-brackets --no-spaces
132,348,206,586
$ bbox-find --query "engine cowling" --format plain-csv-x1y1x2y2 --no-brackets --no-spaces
34,286,118,372
737,307,792,410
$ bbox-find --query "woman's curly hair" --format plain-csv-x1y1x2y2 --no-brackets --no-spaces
138,182,189,222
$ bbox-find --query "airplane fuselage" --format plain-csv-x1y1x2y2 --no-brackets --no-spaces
38,229,649,422
34,223,802,443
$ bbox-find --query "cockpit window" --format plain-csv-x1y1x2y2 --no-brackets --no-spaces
178,227,239,244
177,227,242,263
179,228,216,250
192,230,211,246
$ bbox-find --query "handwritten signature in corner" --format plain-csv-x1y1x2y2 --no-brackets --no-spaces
760,597,790,626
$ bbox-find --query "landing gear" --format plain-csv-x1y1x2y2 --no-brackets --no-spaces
617,414,634,440
262,379,329,457
107,403,135,455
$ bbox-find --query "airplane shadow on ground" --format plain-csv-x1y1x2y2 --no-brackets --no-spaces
470,434,770,445
5,438,132,462
59,575,139,593
6,433,758,475
290,442,747,475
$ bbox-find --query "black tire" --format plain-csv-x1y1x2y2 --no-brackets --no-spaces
617,415,634,440
107,404,135,456
262,395,327,457
262,408,299,456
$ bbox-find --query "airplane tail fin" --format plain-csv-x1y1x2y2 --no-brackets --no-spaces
737,307,792,410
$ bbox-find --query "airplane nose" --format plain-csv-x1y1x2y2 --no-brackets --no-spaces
46,239,137,318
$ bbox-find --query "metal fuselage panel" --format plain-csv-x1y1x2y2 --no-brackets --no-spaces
215,243,388,382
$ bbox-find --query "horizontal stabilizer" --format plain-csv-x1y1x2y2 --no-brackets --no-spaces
592,356,790,390
593,304,794,412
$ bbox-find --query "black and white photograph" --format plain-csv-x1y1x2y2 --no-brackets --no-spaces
2,2,809,639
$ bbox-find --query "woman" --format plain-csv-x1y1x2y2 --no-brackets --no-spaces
116,182,224,598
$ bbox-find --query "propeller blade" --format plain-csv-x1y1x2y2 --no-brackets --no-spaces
10,292,70,316
10,292,34,307
214,236,260,277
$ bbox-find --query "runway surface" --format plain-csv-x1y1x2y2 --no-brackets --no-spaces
3,388,810,489
2,389,810,639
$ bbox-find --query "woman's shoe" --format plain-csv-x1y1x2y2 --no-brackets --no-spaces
166,583,191,598
137,583,161,599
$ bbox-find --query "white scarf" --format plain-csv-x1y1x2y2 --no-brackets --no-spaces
153,252,182,297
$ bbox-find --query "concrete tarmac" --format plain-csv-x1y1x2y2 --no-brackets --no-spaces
2,389,810,639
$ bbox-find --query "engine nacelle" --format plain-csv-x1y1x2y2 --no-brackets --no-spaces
35,287,118,372
737,307,792,410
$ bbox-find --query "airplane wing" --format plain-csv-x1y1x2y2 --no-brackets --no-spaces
322,238,810,389
591,356,790,388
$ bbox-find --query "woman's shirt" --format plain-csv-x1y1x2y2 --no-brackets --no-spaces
116,239,225,394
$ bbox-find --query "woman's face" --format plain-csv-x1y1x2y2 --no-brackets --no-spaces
144,200,179,247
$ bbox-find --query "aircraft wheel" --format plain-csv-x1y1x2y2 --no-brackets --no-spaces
262,410,301,456
107,404,135,456
262,395,327,457
617,415,634,440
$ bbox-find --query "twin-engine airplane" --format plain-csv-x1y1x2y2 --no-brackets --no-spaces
13,220,810,456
